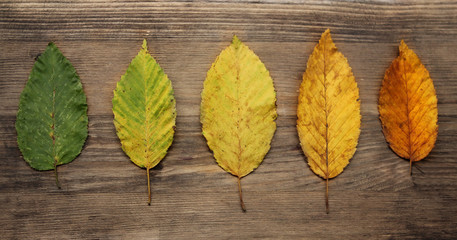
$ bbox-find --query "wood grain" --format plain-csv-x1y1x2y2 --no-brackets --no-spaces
1,1,457,239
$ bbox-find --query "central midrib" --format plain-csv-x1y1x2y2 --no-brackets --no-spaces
403,59,413,160
50,69,58,167
323,39,330,180
143,54,152,167
235,48,244,177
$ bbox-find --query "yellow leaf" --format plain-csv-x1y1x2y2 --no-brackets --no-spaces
201,36,277,211
379,41,438,175
297,29,361,213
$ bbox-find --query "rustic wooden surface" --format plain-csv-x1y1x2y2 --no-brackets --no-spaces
1,0,457,239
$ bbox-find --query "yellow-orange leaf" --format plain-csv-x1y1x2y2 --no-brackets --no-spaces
379,41,438,175
297,29,361,213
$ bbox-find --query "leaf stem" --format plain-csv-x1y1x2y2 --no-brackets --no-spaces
410,159,413,176
325,177,329,214
237,177,246,212
147,167,151,206
54,164,61,189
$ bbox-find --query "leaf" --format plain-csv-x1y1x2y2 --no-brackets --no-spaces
297,29,361,213
16,42,88,188
378,41,438,175
201,35,277,211
112,39,176,205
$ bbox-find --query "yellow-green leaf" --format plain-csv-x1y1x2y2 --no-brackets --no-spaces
297,29,361,213
112,39,176,205
201,36,277,211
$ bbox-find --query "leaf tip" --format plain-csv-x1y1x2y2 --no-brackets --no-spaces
142,39,148,51
232,35,242,46
320,29,333,44
399,40,409,53
46,42,59,53
322,28,331,37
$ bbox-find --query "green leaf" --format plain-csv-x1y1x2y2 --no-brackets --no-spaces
201,36,277,211
16,42,88,188
112,39,176,205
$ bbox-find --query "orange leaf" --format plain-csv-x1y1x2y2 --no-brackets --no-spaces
378,41,438,175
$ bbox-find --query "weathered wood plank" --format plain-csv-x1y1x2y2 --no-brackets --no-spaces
1,1,457,239
1,191,456,239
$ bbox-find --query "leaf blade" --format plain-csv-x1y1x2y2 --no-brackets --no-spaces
298,29,361,179
378,41,438,172
112,39,176,170
16,43,88,179
201,36,277,210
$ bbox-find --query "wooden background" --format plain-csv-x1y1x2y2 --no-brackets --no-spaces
1,0,457,239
